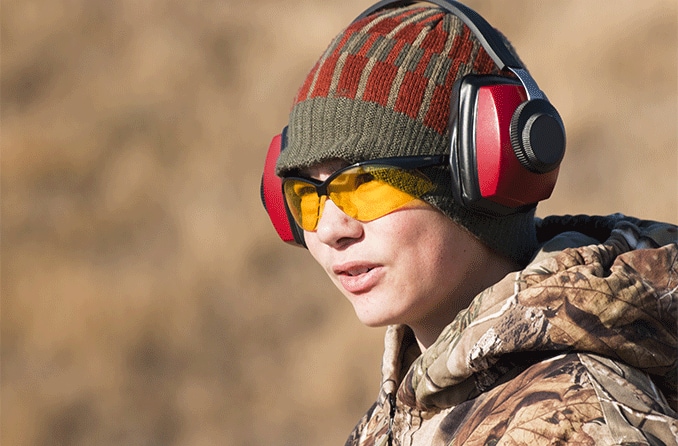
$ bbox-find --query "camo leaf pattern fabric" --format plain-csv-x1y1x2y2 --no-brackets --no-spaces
346,215,678,446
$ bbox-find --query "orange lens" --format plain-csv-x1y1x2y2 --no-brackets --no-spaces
283,165,435,231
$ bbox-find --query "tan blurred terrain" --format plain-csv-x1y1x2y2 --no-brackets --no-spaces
1,1,676,445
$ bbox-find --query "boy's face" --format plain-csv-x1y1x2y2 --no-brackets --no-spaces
302,161,500,341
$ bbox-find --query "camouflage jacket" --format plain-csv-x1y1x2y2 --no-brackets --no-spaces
346,215,678,446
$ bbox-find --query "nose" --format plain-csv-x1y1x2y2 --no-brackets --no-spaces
314,198,364,248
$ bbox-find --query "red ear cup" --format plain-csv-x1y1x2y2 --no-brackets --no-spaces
260,128,306,247
450,75,565,215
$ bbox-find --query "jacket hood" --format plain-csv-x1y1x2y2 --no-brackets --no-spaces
386,214,677,412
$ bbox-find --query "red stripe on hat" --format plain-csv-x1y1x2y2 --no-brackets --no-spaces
310,53,341,99
420,21,447,54
445,28,473,86
395,71,427,118
423,83,450,134
337,54,368,99
363,60,397,106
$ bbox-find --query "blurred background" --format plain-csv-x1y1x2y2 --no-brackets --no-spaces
1,0,676,445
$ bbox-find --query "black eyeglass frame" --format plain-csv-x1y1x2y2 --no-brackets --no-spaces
281,155,449,197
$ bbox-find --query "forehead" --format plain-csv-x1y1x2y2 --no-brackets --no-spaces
301,158,351,180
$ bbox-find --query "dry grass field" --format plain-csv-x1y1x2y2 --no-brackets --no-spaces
2,1,676,445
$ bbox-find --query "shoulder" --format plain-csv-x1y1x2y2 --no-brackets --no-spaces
438,353,678,445
534,214,677,251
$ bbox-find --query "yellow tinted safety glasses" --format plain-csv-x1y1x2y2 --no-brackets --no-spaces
282,155,448,231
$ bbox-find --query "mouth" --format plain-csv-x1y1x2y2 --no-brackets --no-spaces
344,266,373,276
333,262,376,277
332,262,381,294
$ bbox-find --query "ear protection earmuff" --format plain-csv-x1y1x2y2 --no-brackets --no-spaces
260,127,306,246
261,0,566,246
449,73,564,215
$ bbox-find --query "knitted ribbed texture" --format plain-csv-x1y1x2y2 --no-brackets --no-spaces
276,5,538,265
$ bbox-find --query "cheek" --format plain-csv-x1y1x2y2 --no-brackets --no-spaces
303,231,343,284
304,232,324,263
383,208,449,247
386,214,466,276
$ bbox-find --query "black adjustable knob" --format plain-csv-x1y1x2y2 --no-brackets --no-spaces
510,99,566,173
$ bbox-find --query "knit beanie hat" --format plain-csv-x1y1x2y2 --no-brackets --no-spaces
276,5,538,265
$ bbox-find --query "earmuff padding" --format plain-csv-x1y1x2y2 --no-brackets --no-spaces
260,128,306,247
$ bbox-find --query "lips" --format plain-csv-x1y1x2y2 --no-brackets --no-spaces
333,262,382,294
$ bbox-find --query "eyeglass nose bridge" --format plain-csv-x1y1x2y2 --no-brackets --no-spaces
308,165,354,201
309,172,353,225
313,181,331,198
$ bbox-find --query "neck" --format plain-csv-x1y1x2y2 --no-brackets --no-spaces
411,253,521,352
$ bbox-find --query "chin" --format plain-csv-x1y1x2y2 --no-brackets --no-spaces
352,306,399,328
344,288,406,327
359,318,389,328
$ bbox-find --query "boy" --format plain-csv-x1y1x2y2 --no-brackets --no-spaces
261,1,678,444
